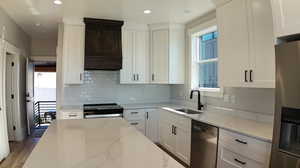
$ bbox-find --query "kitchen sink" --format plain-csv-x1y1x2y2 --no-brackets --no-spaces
175,108,203,114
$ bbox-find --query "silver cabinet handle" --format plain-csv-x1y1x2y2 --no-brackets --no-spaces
133,74,136,81
69,114,78,117
234,158,246,165
152,74,154,81
244,70,248,82
137,74,139,81
249,70,253,82
80,73,82,81
130,122,139,125
131,112,138,114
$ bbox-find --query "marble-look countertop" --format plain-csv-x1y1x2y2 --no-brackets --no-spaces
163,107,273,142
23,118,185,168
121,103,183,110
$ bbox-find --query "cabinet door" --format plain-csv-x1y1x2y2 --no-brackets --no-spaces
120,30,134,83
145,110,159,142
175,127,191,165
217,0,250,87
151,29,169,84
271,0,300,37
63,24,85,84
159,121,176,153
248,0,275,88
128,120,146,135
134,31,149,83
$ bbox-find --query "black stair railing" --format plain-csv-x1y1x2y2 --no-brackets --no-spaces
34,101,56,127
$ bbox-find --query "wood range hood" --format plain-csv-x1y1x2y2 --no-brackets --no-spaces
84,18,124,70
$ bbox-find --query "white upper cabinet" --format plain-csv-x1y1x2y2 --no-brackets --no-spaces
121,23,149,84
149,24,185,84
216,0,275,88
271,0,300,38
62,23,85,85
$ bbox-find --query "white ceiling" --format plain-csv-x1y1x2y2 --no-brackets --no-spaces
0,0,214,38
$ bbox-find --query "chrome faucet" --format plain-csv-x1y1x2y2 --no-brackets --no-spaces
190,90,204,110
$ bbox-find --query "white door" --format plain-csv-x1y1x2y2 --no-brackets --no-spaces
151,29,169,84
134,31,149,83
5,54,16,141
145,110,159,142
247,0,275,88
63,24,85,84
159,121,176,153
0,38,10,162
217,0,250,87
120,30,134,83
175,127,191,164
271,0,300,37
26,59,34,135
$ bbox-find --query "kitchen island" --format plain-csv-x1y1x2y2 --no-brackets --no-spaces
23,118,185,168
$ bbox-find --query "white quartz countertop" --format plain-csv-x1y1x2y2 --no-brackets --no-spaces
23,118,185,168
121,103,183,110
163,107,273,143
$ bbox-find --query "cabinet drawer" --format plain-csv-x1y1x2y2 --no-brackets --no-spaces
124,110,145,120
219,146,264,168
62,112,83,120
128,120,145,134
219,129,271,164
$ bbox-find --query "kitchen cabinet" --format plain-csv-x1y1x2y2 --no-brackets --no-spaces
124,108,159,142
158,109,191,165
149,24,185,84
271,0,300,38
120,24,149,84
62,23,85,85
217,129,271,168
216,0,275,88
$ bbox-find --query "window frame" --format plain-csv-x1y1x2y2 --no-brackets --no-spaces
188,19,223,98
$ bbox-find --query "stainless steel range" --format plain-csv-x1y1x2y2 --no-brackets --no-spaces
83,103,124,119
271,40,300,168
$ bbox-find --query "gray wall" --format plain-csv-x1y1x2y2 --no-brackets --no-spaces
0,7,30,56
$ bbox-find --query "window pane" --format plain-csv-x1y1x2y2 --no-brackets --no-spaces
199,61,218,88
199,32,218,60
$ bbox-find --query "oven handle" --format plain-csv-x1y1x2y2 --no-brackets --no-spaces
85,114,123,119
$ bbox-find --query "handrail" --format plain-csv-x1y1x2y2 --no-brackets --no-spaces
34,101,56,127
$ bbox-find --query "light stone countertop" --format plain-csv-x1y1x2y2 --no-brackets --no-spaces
163,107,273,143
23,118,185,168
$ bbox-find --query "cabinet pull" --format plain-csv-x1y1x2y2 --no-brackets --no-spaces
130,122,139,125
152,74,154,81
80,73,82,81
131,112,138,114
171,125,174,134
235,139,248,144
133,74,136,81
68,114,78,117
244,70,248,82
137,74,139,81
174,126,177,135
234,158,246,165
146,112,149,120
249,70,253,82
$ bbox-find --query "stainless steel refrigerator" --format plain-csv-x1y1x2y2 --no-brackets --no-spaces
271,40,300,168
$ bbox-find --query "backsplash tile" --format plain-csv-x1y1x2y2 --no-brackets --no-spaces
62,71,171,105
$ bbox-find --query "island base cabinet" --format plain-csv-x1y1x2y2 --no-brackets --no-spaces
159,121,176,153
174,127,191,164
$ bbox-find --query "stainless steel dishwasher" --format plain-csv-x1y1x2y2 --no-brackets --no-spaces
191,120,219,168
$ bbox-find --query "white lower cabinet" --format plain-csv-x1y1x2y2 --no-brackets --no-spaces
158,109,191,165
217,129,271,168
124,109,159,142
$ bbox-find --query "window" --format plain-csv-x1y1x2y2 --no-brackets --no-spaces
191,25,220,93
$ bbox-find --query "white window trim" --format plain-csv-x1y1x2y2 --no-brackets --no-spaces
188,19,223,98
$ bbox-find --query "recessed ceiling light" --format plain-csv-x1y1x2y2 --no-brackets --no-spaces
143,10,152,14
35,23,41,26
54,0,62,5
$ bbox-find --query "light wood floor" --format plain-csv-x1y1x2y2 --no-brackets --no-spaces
0,137,39,168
